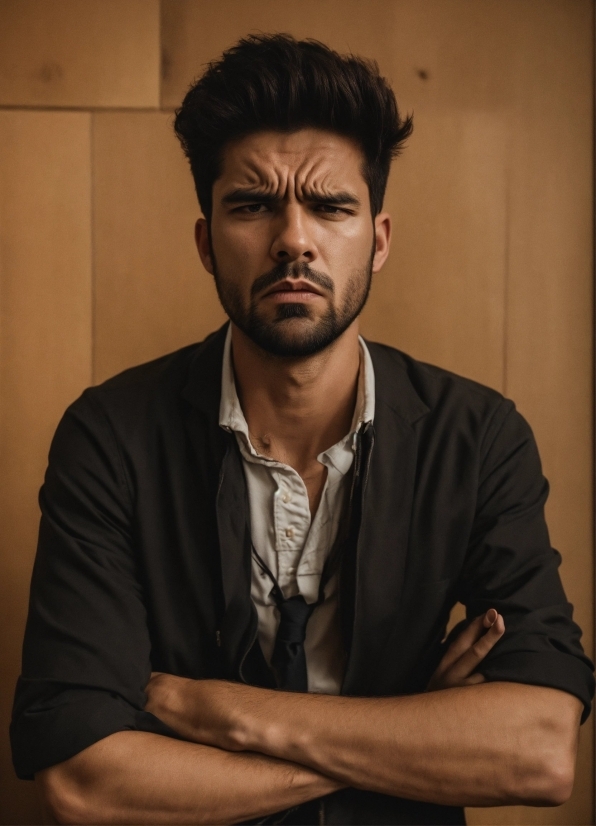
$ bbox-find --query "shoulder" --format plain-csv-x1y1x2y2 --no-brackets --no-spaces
90,332,218,401
53,326,227,456
74,326,225,417
366,339,503,407
366,341,514,417
366,342,535,466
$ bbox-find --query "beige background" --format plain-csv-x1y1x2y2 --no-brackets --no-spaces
0,1,593,823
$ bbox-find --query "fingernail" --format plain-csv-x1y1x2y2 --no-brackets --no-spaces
486,608,497,624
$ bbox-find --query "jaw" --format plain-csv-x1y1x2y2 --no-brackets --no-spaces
216,257,372,360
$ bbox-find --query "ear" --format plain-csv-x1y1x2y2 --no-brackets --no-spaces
195,218,215,275
371,212,391,273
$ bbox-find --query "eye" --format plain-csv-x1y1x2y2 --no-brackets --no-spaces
314,204,353,216
236,203,269,214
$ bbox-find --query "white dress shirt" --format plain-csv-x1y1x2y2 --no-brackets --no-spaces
219,326,375,693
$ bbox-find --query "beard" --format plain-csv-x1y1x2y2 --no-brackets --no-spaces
212,255,374,358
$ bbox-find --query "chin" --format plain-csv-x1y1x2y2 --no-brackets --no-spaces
246,320,344,358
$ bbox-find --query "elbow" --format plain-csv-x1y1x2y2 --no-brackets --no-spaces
505,689,582,807
515,755,575,807
37,765,94,825
542,761,575,806
510,718,579,805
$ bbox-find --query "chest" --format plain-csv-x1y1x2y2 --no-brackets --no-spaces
133,421,479,692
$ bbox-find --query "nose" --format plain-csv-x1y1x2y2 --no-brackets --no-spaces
269,204,316,264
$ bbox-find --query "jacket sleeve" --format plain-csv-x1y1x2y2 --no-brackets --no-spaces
458,400,594,722
10,390,178,780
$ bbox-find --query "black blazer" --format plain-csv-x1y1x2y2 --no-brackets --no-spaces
11,324,594,825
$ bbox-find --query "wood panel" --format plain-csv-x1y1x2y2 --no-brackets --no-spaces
161,0,515,114
0,111,92,824
467,3,594,824
361,109,507,391
0,0,160,108
161,0,403,109
92,112,226,384
507,0,593,649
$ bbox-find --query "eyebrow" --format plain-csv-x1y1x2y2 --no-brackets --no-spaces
221,188,361,208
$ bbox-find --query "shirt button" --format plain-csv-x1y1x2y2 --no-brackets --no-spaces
285,527,294,538
282,491,291,503
287,566,296,574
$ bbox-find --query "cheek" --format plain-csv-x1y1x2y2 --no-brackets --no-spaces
212,221,269,269
318,221,374,268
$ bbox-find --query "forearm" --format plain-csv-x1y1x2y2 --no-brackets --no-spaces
37,730,343,825
254,683,580,806
153,679,581,807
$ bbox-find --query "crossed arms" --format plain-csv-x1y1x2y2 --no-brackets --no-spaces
38,611,582,825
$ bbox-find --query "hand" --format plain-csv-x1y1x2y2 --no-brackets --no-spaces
426,608,505,691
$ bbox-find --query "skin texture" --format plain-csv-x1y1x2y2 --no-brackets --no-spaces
142,679,579,808
36,130,583,824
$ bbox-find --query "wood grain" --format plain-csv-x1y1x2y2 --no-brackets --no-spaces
92,112,226,384
0,0,160,108
161,0,514,113
361,109,507,391
468,2,594,824
0,110,92,824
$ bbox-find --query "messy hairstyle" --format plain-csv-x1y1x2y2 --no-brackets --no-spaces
174,33,413,220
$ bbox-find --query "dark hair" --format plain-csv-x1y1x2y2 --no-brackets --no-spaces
174,34,413,220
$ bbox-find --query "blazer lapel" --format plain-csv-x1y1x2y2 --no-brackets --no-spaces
215,441,257,678
342,342,430,695
181,324,256,679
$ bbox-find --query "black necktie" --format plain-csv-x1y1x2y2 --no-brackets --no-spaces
252,548,319,691
270,593,317,691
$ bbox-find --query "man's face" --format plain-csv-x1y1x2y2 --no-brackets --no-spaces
196,128,390,357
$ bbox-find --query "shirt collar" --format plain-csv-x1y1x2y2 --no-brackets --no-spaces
219,324,375,459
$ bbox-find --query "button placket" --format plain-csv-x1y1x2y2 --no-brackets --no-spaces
273,471,290,549
274,469,310,551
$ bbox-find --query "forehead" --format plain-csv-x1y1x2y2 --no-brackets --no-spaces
217,128,367,190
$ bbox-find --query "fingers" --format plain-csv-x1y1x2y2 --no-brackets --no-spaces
427,609,504,691
442,612,505,687
433,610,497,679
463,672,486,685
483,608,498,629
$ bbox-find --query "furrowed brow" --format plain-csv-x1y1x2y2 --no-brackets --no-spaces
221,188,281,205
305,191,361,207
221,188,361,208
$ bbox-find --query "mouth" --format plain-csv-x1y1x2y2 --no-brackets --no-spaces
262,279,324,303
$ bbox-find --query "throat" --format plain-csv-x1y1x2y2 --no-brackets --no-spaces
232,321,362,514
248,432,329,516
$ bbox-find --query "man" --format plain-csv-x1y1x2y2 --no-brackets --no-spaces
11,34,593,825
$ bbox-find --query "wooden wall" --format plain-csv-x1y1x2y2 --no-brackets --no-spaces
0,2,593,824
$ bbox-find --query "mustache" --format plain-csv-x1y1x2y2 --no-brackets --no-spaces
250,262,335,298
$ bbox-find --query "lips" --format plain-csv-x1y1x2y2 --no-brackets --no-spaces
263,279,324,297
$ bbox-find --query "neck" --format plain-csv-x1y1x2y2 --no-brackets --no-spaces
231,322,361,474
